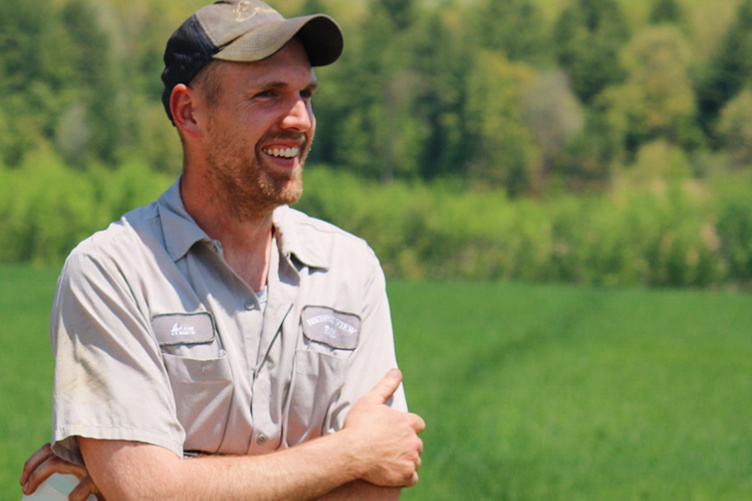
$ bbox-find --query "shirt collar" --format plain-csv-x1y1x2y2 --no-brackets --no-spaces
157,178,330,270
272,205,330,271
157,177,212,262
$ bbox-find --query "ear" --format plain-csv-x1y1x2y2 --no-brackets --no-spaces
170,84,203,139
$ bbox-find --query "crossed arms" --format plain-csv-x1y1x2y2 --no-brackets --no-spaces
21,369,425,500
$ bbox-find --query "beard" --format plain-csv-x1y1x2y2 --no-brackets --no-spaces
203,118,309,222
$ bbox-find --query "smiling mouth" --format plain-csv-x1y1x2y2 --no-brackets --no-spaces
262,146,300,159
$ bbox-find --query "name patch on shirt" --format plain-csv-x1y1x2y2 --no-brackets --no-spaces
152,312,215,346
301,306,361,350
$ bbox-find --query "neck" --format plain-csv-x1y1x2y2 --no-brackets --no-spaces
180,173,275,292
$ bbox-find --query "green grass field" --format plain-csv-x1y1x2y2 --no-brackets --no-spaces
2,264,751,500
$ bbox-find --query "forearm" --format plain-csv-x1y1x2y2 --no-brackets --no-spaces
315,481,400,501
78,370,423,500
80,432,367,501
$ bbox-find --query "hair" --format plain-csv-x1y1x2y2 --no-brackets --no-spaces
175,59,226,147
189,59,225,108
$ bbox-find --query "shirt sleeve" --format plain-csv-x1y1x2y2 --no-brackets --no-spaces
50,250,185,464
324,249,408,433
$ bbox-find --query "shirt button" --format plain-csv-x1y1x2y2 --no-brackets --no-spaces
244,299,256,310
257,434,267,445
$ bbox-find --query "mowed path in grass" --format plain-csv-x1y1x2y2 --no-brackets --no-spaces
1,265,750,500
390,281,752,500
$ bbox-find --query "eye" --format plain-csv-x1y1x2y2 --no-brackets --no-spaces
300,88,315,100
255,90,274,99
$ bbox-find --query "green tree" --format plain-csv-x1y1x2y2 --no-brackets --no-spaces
407,11,474,180
466,51,539,195
553,0,630,103
717,88,752,168
550,111,616,191
0,0,75,166
696,0,752,139
300,0,326,14
472,0,548,63
323,4,396,179
599,26,700,160
649,0,684,25
371,0,415,32
61,0,124,165
523,70,585,192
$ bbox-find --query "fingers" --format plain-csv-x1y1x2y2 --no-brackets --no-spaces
20,443,54,486
360,369,403,406
409,471,420,488
411,413,426,434
21,449,89,496
70,476,99,501
400,454,421,488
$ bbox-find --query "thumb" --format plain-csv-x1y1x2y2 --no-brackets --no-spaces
362,369,402,405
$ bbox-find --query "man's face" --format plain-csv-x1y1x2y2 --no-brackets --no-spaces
199,39,317,219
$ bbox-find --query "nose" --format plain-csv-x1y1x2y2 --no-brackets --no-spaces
280,97,313,132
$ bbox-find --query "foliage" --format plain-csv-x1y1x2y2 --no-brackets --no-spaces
296,165,750,288
0,153,173,264
552,0,631,104
716,89,752,168
649,0,684,26
3,154,752,289
2,0,752,288
465,52,539,195
2,0,751,192
471,0,549,63
696,0,752,139
599,25,700,161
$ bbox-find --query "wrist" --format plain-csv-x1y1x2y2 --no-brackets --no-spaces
329,427,369,482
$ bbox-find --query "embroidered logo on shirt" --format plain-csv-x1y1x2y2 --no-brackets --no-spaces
152,312,215,346
170,323,196,337
301,306,361,350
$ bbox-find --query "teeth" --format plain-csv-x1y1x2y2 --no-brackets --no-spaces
264,147,299,158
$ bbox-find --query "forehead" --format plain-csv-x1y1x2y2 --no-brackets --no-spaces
215,39,317,89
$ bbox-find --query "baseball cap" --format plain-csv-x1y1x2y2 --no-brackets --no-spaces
161,0,344,122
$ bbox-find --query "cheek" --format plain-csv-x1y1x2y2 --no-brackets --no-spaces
308,113,317,140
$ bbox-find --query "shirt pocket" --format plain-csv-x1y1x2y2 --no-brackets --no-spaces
161,351,234,454
284,349,351,447
153,312,233,453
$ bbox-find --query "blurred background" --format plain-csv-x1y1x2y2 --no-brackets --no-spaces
2,0,752,287
1,0,752,499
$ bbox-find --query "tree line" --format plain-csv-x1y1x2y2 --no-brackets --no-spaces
3,0,752,287
2,0,752,194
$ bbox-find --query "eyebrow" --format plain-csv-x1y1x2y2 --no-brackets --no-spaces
261,79,319,91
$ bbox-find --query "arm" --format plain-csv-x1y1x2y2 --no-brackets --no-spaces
315,482,400,501
24,370,423,501
83,369,422,500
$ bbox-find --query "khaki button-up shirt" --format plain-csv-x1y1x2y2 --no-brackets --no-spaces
51,179,406,464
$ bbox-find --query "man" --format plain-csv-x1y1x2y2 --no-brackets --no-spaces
19,1,425,499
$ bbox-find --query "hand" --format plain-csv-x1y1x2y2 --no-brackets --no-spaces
20,443,102,500
343,369,426,488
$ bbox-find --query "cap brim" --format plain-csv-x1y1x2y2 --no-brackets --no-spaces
213,14,343,67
